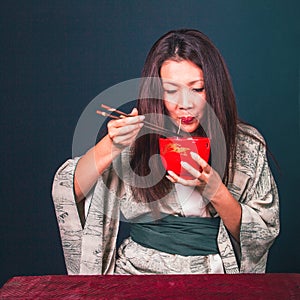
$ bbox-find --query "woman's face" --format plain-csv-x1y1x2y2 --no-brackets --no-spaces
160,59,206,133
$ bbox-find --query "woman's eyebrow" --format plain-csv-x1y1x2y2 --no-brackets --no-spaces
162,79,204,86
188,79,205,85
162,81,179,87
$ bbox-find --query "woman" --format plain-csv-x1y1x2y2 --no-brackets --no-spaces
52,29,279,274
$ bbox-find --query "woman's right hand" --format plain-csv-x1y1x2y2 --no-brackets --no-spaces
107,108,145,150
74,108,144,202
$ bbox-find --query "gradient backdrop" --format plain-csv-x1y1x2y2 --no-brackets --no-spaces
1,0,299,286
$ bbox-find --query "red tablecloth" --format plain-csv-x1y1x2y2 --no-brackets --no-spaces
1,274,299,299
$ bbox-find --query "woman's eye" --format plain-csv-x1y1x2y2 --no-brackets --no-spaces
192,88,205,93
164,89,178,95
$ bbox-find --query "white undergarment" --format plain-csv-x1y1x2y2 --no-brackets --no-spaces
175,183,210,217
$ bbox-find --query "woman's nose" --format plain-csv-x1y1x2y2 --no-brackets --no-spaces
178,88,193,109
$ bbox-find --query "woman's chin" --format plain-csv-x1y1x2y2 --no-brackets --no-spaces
180,124,199,134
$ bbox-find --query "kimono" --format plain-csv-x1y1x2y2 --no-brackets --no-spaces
52,123,279,274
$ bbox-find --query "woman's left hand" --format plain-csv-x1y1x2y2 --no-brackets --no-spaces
166,151,242,241
166,151,223,200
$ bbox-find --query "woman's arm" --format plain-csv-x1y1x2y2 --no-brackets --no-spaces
74,108,144,202
74,134,119,202
208,178,242,241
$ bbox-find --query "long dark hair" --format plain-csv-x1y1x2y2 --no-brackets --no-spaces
130,29,238,203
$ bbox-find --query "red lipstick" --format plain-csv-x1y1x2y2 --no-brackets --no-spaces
181,117,195,124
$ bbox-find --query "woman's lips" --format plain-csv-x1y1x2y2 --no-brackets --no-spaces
180,116,195,124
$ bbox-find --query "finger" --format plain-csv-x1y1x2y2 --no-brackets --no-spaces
167,170,199,187
119,108,139,119
165,174,176,183
108,118,142,135
111,127,142,147
112,115,145,127
129,107,139,116
109,124,143,141
180,161,202,179
190,152,211,173
115,123,144,135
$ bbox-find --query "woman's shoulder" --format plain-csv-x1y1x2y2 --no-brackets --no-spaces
236,122,266,148
233,122,268,175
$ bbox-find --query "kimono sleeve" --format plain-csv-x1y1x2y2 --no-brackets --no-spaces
52,157,83,275
52,157,122,275
239,141,280,273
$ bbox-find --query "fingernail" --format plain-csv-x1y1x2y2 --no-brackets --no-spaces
181,161,188,167
139,115,145,121
190,152,200,159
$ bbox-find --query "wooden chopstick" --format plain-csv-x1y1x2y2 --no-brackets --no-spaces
97,105,181,137
96,110,120,120
101,104,169,132
96,109,177,137
101,104,131,117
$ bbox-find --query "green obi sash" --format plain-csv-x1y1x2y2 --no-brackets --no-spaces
130,214,220,257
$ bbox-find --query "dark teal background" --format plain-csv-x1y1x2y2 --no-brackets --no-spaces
1,1,299,285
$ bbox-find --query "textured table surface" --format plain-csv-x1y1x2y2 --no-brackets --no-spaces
1,273,300,299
